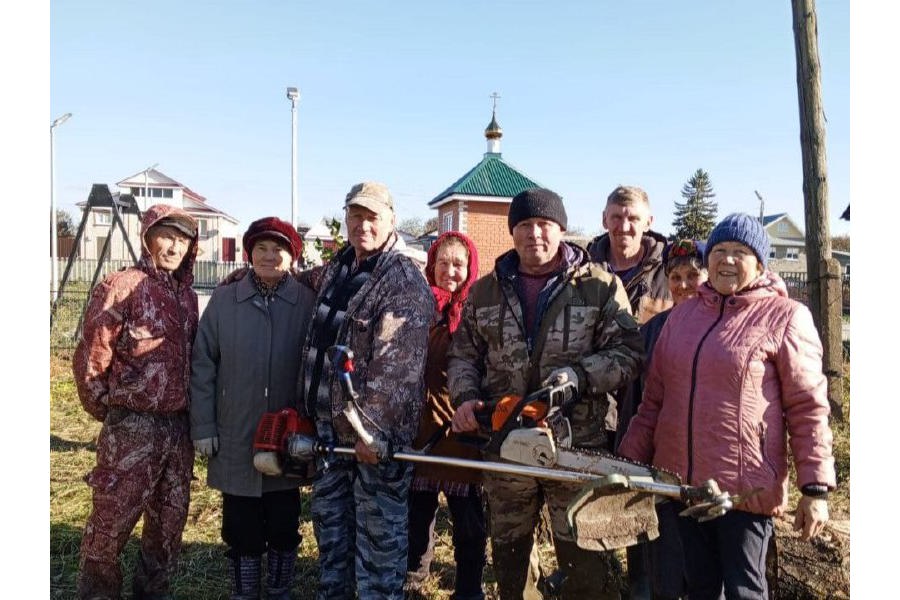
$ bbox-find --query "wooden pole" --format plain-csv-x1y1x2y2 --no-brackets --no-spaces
792,0,844,419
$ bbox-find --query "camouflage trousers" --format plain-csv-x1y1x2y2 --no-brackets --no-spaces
77,409,193,600
483,469,622,600
311,457,412,600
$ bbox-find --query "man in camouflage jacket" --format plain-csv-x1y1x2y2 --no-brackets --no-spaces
449,188,643,600
72,204,199,600
298,182,433,600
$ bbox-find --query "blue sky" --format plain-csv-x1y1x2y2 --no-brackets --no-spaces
50,0,850,237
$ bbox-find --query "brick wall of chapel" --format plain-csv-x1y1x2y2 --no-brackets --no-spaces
440,200,512,278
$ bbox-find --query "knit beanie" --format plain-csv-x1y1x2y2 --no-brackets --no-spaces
507,188,568,233
705,213,770,268
243,217,303,263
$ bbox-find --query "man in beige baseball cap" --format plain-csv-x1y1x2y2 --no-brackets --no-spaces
342,181,398,263
301,179,434,598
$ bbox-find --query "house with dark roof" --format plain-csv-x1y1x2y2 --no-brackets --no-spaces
763,213,849,275
427,109,548,276
77,168,241,262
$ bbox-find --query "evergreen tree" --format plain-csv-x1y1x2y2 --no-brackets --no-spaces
672,168,718,240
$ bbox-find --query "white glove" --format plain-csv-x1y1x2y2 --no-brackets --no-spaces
541,366,579,391
194,436,219,457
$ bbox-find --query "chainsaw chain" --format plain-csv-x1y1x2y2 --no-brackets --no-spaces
559,445,682,485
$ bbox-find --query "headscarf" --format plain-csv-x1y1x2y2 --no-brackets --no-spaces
662,238,707,275
425,231,479,333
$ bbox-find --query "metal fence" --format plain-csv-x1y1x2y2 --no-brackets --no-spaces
50,259,244,349
50,263,851,350
780,271,850,314
51,258,244,290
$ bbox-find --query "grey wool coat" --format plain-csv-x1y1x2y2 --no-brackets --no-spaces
190,273,316,496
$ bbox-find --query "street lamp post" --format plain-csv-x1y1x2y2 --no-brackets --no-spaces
50,112,72,302
144,162,159,211
286,86,300,228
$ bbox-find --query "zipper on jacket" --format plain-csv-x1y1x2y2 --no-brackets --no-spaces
686,296,726,483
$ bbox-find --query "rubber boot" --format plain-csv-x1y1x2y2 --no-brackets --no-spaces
489,535,543,600
266,549,296,600
553,538,622,600
228,555,261,600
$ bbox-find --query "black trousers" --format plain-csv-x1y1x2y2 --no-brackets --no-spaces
676,506,773,600
221,488,301,558
407,487,487,600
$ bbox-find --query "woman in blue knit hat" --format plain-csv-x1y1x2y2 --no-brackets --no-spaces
618,213,836,599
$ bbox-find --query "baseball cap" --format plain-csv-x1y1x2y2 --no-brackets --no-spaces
344,181,394,212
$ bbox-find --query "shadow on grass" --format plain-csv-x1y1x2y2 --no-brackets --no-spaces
50,522,320,600
50,434,96,453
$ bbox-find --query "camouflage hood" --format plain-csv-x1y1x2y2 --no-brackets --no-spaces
139,204,198,285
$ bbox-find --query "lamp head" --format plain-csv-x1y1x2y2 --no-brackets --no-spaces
51,112,73,129
286,87,299,101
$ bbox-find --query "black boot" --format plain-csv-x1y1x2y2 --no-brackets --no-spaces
228,555,261,600
266,549,296,600
553,538,623,600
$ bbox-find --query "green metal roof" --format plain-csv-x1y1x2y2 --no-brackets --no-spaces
428,153,544,206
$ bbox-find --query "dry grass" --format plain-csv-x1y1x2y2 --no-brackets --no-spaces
50,352,515,599
50,351,850,599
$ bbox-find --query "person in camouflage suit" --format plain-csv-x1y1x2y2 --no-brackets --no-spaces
298,181,434,600
72,204,199,600
449,188,644,600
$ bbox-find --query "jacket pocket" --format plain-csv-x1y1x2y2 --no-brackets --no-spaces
124,320,168,356
348,316,373,361
758,422,778,478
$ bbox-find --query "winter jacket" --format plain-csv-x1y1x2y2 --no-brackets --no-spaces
73,205,199,421
448,242,644,450
586,230,672,324
617,273,836,516
298,233,434,447
190,273,316,496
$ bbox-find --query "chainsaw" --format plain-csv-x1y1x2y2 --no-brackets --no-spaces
253,345,756,547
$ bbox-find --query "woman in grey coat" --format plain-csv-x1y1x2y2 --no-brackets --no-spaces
191,217,316,600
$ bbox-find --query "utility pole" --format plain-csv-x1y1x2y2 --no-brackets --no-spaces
754,190,765,224
792,0,844,418
50,112,72,303
287,87,300,229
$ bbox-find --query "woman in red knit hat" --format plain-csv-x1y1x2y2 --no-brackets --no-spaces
190,216,315,600
405,231,487,600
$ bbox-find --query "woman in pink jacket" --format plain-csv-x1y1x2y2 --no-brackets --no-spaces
618,213,835,600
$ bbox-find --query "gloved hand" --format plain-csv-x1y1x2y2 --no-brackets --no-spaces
541,366,579,391
194,436,219,457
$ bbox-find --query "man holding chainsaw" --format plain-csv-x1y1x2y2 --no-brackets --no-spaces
449,187,644,600
297,181,434,600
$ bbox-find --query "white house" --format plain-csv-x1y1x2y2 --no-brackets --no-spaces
76,169,241,262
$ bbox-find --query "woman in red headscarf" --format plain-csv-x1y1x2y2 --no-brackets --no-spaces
405,232,486,600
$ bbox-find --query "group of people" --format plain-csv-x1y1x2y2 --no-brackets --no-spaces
72,180,835,600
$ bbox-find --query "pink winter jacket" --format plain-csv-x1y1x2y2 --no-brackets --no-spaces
617,272,835,516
